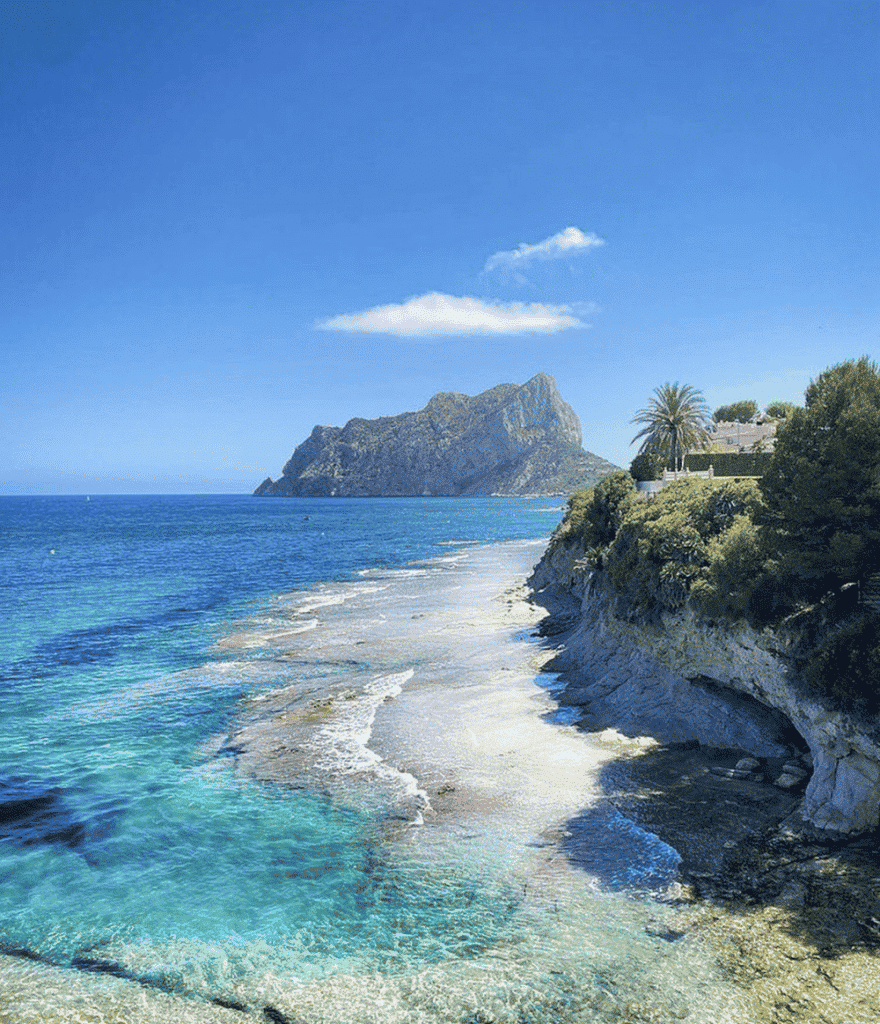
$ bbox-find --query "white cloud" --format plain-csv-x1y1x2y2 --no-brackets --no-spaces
315,292,586,338
483,226,604,274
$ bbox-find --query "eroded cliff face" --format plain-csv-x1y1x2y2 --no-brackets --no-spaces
254,373,619,497
530,540,880,834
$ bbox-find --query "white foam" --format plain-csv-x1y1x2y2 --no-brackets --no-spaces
310,669,431,819
417,553,468,566
295,593,347,614
357,567,431,579
297,582,389,600
271,620,319,636
215,619,319,648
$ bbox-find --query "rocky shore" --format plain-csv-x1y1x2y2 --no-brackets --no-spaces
600,742,880,1024
530,595,880,1024
529,528,880,834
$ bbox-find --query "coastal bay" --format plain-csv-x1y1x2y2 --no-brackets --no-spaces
2,494,878,1023
212,538,736,1023
218,537,880,1024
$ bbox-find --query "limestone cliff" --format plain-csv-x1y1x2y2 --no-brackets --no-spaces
254,373,619,497
530,539,880,834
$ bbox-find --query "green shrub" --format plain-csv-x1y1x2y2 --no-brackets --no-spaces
698,478,766,534
606,480,711,612
690,516,766,620
556,474,781,624
605,478,769,616
800,614,880,711
629,452,665,481
553,489,592,544
553,471,636,548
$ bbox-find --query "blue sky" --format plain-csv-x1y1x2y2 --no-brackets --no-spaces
3,0,878,494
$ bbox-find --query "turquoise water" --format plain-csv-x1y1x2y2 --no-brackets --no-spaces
0,495,743,1022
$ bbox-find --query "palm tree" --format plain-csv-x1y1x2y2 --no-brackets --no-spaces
631,383,711,476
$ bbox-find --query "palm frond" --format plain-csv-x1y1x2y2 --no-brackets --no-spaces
630,382,711,471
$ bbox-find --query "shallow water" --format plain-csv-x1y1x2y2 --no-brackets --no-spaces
0,495,748,1022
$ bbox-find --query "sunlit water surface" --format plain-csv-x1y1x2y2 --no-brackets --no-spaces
0,495,745,1022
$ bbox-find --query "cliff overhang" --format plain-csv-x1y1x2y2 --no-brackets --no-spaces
529,539,880,834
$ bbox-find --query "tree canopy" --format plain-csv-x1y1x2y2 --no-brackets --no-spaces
764,400,797,420
760,357,880,597
631,383,711,473
713,399,758,423
629,451,665,482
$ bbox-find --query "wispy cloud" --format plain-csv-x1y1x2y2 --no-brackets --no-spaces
483,226,604,274
316,292,586,338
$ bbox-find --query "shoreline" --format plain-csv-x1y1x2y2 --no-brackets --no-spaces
219,537,880,1023
5,530,877,1023
532,601,880,1024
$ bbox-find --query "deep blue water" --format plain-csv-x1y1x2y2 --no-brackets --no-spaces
1,494,561,664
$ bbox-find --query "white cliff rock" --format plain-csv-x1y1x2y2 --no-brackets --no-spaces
530,546,880,833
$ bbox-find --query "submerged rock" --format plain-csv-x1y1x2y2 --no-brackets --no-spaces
0,775,85,850
774,771,807,790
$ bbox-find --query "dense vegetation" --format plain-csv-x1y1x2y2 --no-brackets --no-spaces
760,357,880,599
555,472,773,620
764,400,797,420
554,358,880,711
713,399,759,423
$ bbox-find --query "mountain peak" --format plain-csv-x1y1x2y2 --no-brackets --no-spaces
255,374,618,496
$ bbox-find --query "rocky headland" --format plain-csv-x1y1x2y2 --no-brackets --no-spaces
254,372,619,497
528,533,880,1024
529,536,880,835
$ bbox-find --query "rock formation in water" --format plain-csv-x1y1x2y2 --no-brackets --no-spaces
255,373,619,497
529,537,880,835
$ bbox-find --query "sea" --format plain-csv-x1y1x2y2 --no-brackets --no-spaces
0,494,747,1023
